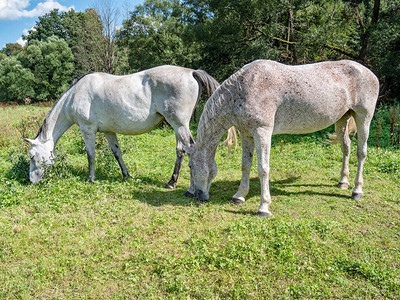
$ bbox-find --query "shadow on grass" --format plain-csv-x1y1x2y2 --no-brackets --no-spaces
5,156,350,209
125,174,351,208
210,176,349,200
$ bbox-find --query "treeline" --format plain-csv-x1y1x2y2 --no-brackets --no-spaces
1,0,399,104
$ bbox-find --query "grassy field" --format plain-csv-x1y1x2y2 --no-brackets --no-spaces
0,104,399,298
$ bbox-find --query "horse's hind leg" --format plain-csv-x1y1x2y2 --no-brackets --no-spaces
232,134,254,205
351,112,373,200
335,113,352,189
105,133,130,179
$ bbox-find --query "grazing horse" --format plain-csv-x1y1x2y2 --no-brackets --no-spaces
185,60,379,217
25,65,219,191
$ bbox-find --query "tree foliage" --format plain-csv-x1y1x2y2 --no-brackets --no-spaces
24,9,106,77
2,43,23,57
117,0,201,72
1,0,400,103
0,57,35,103
20,36,74,102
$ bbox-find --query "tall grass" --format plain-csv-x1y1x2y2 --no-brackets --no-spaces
0,104,399,298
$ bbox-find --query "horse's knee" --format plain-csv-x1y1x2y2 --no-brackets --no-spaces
257,167,269,178
176,149,185,160
357,148,367,160
341,143,350,155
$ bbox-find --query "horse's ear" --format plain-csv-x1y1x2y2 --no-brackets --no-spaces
183,144,196,155
22,137,36,145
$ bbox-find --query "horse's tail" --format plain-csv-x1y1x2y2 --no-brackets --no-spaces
223,127,239,157
326,116,357,144
192,70,220,98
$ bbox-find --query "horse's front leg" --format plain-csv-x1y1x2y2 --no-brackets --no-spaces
165,137,185,189
167,125,195,196
232,135,254,205
81,127,96,182
253,127,273,218
105,133,130,179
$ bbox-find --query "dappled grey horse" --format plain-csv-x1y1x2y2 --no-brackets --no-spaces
25,65,219,190
185,60,379,217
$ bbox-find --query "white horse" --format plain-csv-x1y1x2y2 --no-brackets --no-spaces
185,60,379,217
24,65,219,191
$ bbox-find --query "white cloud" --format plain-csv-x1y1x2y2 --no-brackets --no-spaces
16,36,26,47
16,28,31,47
0,0,74,21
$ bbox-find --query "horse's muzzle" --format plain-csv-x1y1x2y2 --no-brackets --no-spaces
194,189,209,203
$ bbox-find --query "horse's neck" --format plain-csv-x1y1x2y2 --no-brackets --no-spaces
197,100,232,154
39,99,72,144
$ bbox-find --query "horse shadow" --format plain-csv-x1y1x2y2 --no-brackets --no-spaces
122,174,350,208
209,176,348,199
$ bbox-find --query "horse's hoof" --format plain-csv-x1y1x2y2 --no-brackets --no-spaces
123,175,131,181
164,182,176,189
338,182,349,189
257,211,272,218
183,191,194,198
231,198,245,205
351,192,363,201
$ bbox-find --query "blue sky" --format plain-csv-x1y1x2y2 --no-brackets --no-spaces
0,0,144,49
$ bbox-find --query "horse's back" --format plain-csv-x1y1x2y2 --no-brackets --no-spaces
64,66,200,134
231,60,379,134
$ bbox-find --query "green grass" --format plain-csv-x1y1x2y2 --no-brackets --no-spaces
0,105,399,298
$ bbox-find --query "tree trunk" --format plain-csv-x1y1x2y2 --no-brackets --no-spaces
359,0,380,61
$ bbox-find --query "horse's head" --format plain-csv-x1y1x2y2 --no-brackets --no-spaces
24,138,55,184
185,145,217,203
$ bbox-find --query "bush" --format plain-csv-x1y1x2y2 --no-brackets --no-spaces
0,57,35,103
21,36,74,102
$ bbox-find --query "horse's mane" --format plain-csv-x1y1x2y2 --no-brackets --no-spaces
197,68,245,143
35,73,93,141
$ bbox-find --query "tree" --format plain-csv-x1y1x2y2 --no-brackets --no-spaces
2,43,23,57
69,8,106,74
20,36,74,101
25,9,68,42
117,0,201,72
183,0,362,80
0,57,35,103
24,9,104,77
91,0,121,74
366,0,400,99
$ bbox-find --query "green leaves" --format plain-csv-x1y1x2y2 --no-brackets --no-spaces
22,36,74,102
117,0,201,72
0,57,35,103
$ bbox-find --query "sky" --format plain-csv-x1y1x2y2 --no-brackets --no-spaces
0,0,144,49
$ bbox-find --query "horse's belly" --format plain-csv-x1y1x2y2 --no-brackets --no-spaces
272,106,347,135
273,119,333,134
97,113,164,135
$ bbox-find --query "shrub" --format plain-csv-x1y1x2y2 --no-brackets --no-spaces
20,36,74,102
0,57,35,103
